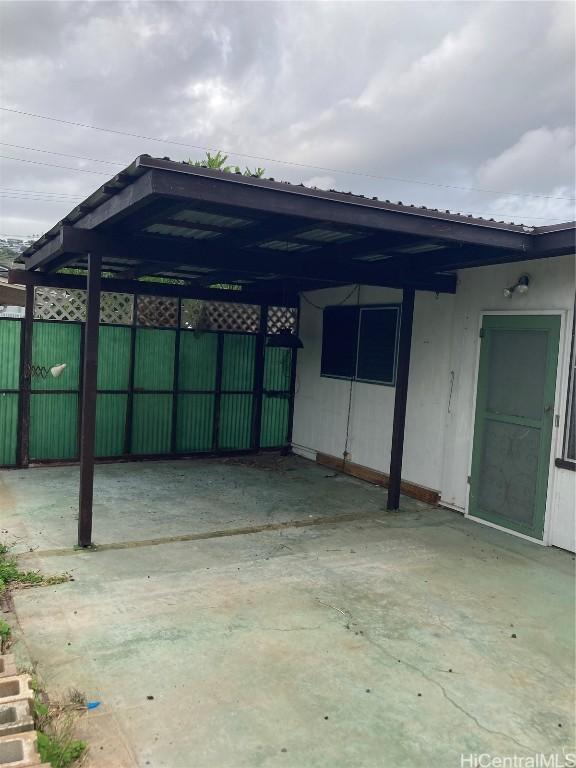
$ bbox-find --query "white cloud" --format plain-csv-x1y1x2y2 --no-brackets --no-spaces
0,0,574,236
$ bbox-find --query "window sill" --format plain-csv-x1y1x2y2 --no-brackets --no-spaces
555,458,576,472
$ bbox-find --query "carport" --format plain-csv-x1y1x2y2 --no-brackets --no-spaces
8,155,572,547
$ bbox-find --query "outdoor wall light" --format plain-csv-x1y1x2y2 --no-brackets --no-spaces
49,363,67,378
267,329,304,349
504,273,530,298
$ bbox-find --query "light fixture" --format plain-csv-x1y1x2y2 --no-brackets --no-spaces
267,328,303,349
504,273,530,298
50,363,67,378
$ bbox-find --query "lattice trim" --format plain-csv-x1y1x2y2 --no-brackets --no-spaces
34,287,86,322
181,300,260,333
137,295,178,327
100,293,133,325
33,287,134,324
267,306,297,335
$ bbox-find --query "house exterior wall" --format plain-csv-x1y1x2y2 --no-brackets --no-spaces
292,254,575,552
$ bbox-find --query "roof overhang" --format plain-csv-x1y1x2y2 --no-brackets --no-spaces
14,155,576,299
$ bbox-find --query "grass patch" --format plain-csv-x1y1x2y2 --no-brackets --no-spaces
34,681,87,767
0,618,11,653
0,543,70,593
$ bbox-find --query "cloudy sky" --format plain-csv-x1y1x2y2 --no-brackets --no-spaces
0,0,574,240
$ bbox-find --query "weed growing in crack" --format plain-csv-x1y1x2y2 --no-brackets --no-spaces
33,680,87,768
0,542,71,593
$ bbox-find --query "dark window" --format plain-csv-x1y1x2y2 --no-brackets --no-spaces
321,304,400,386
321,306,359,379
357,307,399,384
565,315,576,461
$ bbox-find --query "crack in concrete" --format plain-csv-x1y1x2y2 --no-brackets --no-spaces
318,600,536,754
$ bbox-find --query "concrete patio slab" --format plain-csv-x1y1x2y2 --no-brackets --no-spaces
1,455,574,768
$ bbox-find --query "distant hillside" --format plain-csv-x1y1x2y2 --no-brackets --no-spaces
0,239,33,269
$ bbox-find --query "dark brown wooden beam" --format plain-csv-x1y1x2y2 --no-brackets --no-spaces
16,285,34,468
387,286,415,512
9,269,298,307
78,253,102,547
20,227,456,292
532,225,576,257
147,164,533,251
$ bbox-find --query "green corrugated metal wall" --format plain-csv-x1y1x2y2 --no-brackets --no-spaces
30,322,80,461
96,325,131,457
260,347,292,447
0,320,21,465
0,319,294,464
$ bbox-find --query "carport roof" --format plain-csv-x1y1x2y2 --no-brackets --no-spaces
15,154,576,299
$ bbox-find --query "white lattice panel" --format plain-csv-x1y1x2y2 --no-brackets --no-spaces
181,300,260,333
267,306,297,335
33,288,134,324
137,295,178,327
100,293,133,325
34,287,86,321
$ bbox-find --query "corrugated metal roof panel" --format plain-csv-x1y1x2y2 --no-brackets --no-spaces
296,228,363,243
144,223,222,240
173,209,254,229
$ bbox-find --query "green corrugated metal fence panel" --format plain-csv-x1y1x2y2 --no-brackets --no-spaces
177,395,214,452
263,348,292,391
260,395,290,448
179,332,217,390
222,334,255,391
30,394,78,460
95,394,128,457
97,326,131,390
131,394,172,454
134,329,175,391
219,394,253,449
0,320,21,389
0,320,21,465
31,323,81,391
0,394,18,465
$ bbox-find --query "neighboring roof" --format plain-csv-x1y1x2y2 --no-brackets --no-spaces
17,155,576,298
0,277,25,306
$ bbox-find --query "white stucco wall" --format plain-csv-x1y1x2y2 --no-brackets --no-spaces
292,254,576,551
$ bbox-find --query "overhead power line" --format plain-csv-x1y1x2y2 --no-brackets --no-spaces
0,142,125,166
0,185,83,197
1,106,574,201
0,154,110,175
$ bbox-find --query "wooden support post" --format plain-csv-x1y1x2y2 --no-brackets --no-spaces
251,304,268,451
386,287,415,511
78,253,102,547
17,285,34,467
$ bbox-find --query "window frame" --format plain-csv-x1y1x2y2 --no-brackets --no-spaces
560,309,576,468
320,302,401,388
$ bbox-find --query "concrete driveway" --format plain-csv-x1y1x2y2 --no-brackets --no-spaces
1,456,574,767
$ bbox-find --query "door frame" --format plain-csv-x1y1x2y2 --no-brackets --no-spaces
466,309,569,545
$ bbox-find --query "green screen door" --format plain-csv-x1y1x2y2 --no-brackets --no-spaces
469,315,560,540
